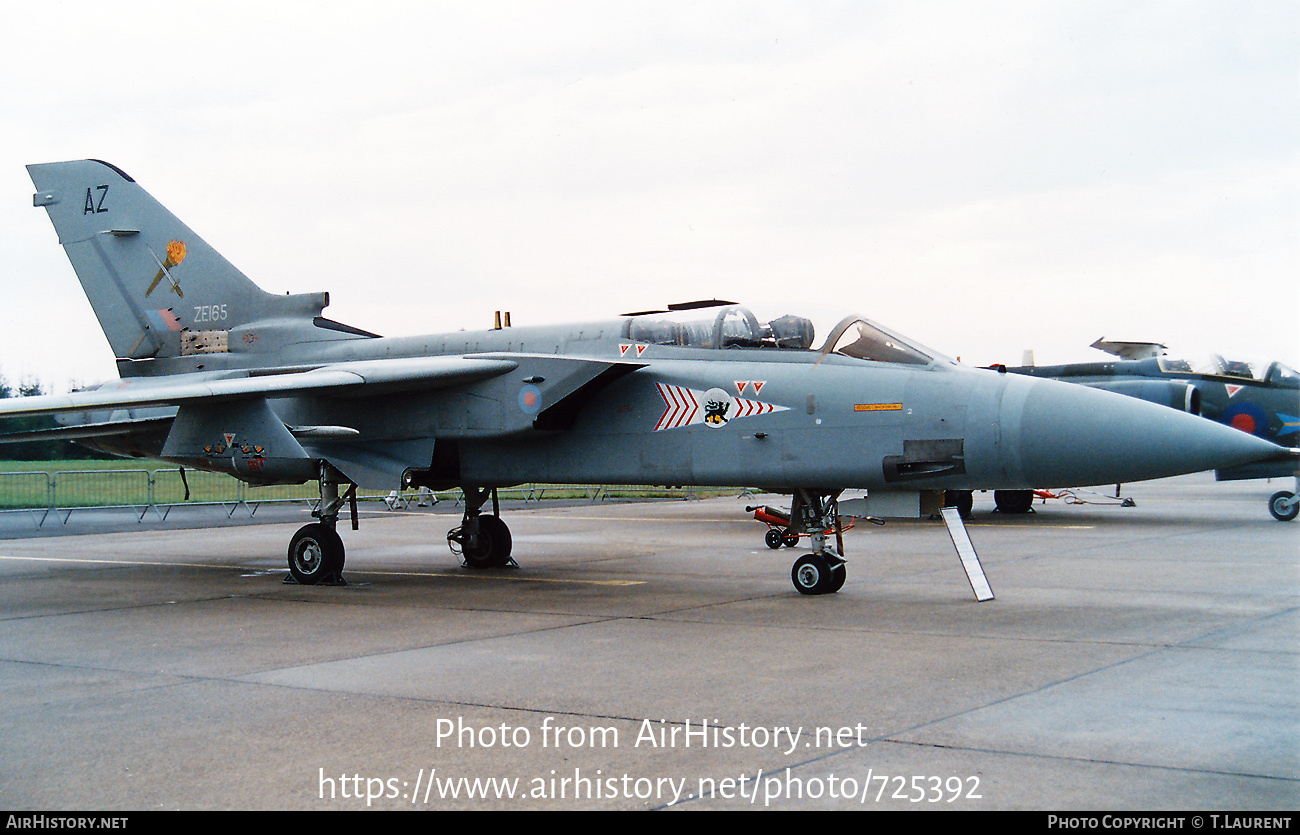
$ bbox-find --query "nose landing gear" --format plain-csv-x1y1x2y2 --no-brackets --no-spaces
787,489,848,595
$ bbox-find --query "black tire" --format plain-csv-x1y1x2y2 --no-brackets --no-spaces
765,528,784,549
287,523,345,585
994,490,1034,514
791,553,844,595
822,555,847,593
783,531,800,548
945,490,973,519
463,515,513,568
791,554,826,595
1269,491,1298,522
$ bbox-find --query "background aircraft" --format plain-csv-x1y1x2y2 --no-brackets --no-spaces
0,160,1288,596
1002,339,1299,521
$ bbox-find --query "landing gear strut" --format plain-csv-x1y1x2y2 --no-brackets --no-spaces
447,486,515,568
787,489,847,595
287,462,355,585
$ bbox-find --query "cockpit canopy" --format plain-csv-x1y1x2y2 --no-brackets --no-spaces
622,304,941,366
1158,354,1299,388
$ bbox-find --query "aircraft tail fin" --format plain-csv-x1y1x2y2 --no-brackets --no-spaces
27,159,361,376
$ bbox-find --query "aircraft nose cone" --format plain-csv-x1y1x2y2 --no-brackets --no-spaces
1009,376,1285,487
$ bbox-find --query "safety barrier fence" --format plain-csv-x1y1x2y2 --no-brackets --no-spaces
0,467,710,526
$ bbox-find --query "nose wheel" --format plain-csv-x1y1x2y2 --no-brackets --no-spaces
786,489,849,595
791,552,846,595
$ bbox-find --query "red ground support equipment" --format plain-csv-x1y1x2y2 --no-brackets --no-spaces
747,505,853,549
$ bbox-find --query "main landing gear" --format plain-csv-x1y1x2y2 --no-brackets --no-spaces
285,470,517,584
447,486,516,568
786,489,847,595
287,463,356,585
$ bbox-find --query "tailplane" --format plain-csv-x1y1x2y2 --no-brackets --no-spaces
27,159,367,376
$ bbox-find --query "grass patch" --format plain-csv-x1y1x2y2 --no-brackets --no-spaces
0,462,733,510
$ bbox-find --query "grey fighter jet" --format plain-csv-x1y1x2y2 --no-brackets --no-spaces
1,160,1289,595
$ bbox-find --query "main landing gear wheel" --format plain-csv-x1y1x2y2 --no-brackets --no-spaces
944,490,973,519
287,523,345,585
460,514,513,568
1269,491,1298,522
448,486,516,569
994,490,1034,514
287,462,354,586
791,553,846,595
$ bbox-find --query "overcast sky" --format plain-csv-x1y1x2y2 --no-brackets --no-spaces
0,1,1295,391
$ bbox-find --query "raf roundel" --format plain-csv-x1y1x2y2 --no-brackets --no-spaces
1221,402,1268,437
518,384,543,416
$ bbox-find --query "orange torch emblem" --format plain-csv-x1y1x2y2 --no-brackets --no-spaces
146,240,188,297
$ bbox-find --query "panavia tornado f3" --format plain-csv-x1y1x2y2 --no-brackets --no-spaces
2,159,1289,595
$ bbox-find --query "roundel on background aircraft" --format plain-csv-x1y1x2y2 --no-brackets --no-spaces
1220,402,1269,437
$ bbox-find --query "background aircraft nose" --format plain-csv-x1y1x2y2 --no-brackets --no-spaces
1009,376,1286,487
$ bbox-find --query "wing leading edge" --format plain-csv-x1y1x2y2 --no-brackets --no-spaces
0,356,520,417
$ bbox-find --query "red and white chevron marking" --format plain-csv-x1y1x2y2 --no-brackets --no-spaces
655,383,700,431
733,398,779,418
654,383,786,431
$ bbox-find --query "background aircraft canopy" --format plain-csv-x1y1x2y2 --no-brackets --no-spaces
1159,354,1299,387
